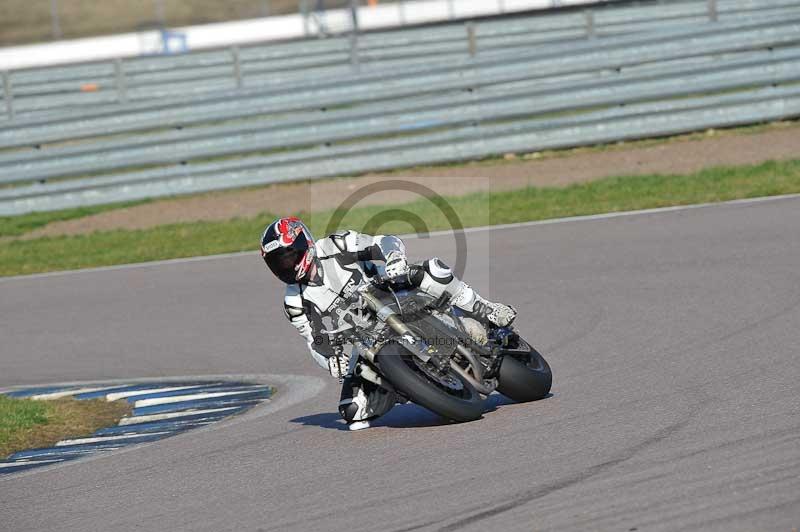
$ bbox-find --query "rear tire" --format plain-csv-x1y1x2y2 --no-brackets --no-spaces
377,342,483,423
496,343,552,402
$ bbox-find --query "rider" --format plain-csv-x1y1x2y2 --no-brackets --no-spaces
260,216,516,430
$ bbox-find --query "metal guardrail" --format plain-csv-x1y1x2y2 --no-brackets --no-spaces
3,82,798,201
5,1,788,84
9,0,798,80
3,48,800,184
3,14,798,148
4,2,799,126
4,89,798,215
2,0,799,119
0,2,798,215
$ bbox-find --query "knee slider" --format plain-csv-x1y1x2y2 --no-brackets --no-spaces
339,401,360,423
424,258,454,284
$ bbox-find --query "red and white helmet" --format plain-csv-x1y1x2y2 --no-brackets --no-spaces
260,217,319,284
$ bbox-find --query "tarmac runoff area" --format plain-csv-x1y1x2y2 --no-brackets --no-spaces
0,196,799,531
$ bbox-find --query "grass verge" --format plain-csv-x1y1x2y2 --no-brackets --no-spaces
0,395,132,459
0,158,798,277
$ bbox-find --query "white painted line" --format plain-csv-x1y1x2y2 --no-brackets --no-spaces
55,432,171,446
0,251,255,283
104,384,211,402
133,387,267,408
30,386,113,400
117,406,242,425
1,192,799,283
0,459,64,469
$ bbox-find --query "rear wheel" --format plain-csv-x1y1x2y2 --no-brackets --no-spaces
496,340,552,402
377,342,484,423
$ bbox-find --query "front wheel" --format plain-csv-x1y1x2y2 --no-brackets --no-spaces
377,342,484,423
496,340,552,402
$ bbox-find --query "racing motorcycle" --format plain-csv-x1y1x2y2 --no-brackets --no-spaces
327,275,552,422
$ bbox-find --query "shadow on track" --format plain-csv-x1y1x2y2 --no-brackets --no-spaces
290,393,538,431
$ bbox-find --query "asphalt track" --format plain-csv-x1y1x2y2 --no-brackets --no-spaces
1,196,799,531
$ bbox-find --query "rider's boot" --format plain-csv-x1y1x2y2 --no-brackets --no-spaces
348,419,372,431
452,282,517,328
468,296,517,328
340,376,396,431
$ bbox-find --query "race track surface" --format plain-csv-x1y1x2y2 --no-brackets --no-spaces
1,197,799,531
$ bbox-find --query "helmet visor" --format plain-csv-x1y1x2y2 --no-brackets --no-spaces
263,232,309,284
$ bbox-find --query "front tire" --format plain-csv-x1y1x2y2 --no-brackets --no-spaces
377,342,484,423
496,342,552,402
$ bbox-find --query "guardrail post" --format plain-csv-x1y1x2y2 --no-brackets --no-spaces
585,10,596,39
114,58,128,104
398,0,406,25
2,71,13,120
497,0,505,13
708,0,718,22
466,22,477,57
349,0,360,72
447,0,455,20
231,46,243,89
300,0,310,36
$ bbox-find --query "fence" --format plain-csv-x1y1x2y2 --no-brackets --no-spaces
0,0,798,215
2,0,797,119
0,0,612,70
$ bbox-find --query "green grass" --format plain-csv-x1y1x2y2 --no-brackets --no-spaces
0,200,149,238
0,395,131,458
1,159,799,277
489,159,800,224
0,396,50,450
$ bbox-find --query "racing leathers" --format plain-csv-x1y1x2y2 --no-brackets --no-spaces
281,230,516,427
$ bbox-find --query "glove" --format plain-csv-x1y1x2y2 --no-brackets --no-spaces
328,352,350,381
385,250,409,281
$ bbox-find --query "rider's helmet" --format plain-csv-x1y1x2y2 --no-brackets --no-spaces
260,217,320,285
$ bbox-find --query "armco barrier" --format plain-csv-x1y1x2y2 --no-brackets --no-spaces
0,1,798,215
2,0,799,118
3,49,800,184
3,90,798,215
2,14,798,147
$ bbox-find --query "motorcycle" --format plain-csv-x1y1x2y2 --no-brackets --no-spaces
326,275,552,422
